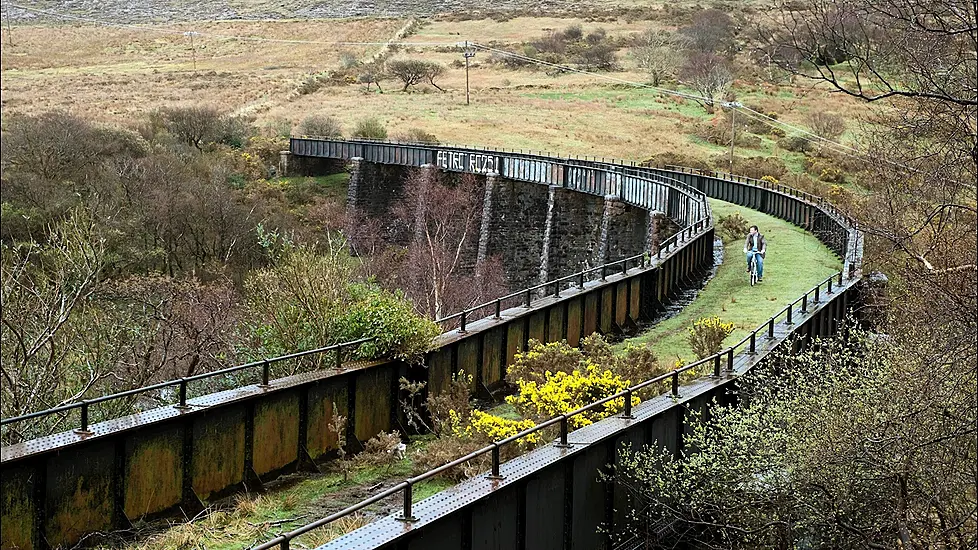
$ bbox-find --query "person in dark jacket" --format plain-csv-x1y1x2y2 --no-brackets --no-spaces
744,225,766,281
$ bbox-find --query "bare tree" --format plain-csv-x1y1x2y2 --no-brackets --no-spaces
679,52,733,111
634,29,685,86
423,62,446,91
386,60,446,92
387,59,429,91
158,105,225,150
358,71,383,93
392,169,506,320
679,8,737,55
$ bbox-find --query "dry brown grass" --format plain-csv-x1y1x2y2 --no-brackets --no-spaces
1,15,866,165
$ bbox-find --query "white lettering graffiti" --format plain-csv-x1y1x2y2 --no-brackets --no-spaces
436,151,497,174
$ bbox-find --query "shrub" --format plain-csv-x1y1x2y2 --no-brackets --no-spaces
353,431,403,471
391,128,439,144
729,156,788,181
465,410,539,446
243,240,438,365
351,118,388,140
411,434,488,481
807,111,847,141
805,157,847,183
778,135,814,153
506,362,640,427
297,115,342,138
687,316,735,359
506,339,582,386
716,212,749,244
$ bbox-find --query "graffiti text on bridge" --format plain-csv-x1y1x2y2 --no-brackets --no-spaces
436,150,499,175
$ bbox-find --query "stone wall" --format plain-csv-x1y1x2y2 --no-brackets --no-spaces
547,187,605,278
484,176,552,290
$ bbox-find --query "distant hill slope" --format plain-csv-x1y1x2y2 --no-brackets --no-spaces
8,0,583,23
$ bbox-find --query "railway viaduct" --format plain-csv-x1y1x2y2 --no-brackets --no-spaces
1,139,862,550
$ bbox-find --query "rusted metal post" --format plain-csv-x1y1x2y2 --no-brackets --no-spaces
556,416,571,448
671,371,680,397
622,389,634,419
260,360,271,387
400,483,417,522
489,444,503,479
76,401,91,434
553,281,560,298
459,311,467,333
335,345,343,370
494,299,501,319
176,379,190,410
525,289,532,307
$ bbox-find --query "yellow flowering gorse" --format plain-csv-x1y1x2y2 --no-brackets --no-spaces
506,361,641,428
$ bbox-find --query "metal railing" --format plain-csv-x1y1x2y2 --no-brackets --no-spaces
435,218,712,330
0,338,374,436
253,269,852,550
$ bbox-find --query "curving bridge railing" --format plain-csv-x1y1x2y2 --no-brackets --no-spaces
0,138,862,550
243,139,865,550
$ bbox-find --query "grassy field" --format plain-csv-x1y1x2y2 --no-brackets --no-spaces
618,199,842,364
0,15,866,167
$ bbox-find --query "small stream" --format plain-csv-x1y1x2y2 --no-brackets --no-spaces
635,237,726,330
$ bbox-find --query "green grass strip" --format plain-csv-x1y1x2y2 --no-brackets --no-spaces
617,199,842,364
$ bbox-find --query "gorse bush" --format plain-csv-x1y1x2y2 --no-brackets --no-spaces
506,362,640,428
462,410,540,445
351,117,388,140
716,212,749,243
687,316,735,359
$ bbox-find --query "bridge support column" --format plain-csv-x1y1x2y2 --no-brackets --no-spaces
347,156,365,212
647,211,667,257
594,195,620,266
475,171,498,274
536,185,558,290
279,150,291,177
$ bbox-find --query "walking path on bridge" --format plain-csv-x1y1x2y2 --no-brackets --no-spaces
619,199,842,364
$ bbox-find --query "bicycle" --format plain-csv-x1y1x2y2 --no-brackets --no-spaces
748,252,760,286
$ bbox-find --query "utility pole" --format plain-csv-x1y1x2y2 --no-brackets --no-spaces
463,42,476,105
184,31,198,72
4,3,13,48
723,101,743,173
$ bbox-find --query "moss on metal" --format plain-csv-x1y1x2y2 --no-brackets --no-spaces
124,425,183,520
